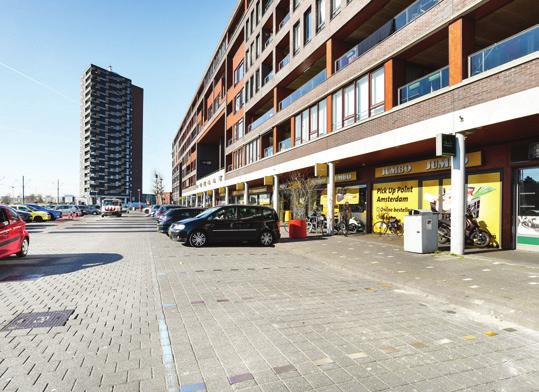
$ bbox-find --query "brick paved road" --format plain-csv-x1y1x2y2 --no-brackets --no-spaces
0,214,538,392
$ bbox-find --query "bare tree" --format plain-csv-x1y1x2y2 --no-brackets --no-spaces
285,172,316,220
1,195,11,204
152,171,165,204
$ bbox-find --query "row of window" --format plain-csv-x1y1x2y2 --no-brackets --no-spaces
231,138,260,170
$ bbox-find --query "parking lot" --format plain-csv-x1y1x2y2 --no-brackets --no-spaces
0,214,538,392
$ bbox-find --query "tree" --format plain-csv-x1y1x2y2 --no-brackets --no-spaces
152,171,165,204
285,172,316,220
0,195,11,204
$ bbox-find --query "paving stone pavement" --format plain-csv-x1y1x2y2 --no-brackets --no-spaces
0,214,538,392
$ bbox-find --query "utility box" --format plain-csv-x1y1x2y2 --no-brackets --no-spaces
404,211,439,253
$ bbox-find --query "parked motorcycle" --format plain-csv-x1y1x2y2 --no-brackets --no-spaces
437,211,491,248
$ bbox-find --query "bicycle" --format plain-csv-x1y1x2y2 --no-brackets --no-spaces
372,214,403,236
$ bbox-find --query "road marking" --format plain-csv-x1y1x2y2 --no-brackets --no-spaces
469,285,480,289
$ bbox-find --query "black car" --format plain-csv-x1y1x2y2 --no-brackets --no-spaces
80,205,99,215
158,208,204,233
169,205,280,247
9,207,32,223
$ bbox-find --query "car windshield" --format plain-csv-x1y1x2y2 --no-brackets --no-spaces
103,200,120,206
25,205,39,211
195,207,219,218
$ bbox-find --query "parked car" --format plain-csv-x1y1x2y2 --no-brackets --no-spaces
54,205,80,216
79,205,99,215
158,208,204,234
154,205,177,220
8,207,32,223
10,205,51,222
0,205,29,259
169,205,280,247
149,205,160,217
25,204,62,220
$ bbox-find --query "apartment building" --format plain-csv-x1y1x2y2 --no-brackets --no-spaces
171,0,539,250
80,64,143,205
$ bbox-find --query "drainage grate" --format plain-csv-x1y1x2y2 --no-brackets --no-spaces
2,310,75,331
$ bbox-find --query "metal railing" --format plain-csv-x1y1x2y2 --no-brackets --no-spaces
398,66,449,104
248,108,274,132
469,25,538,77
263,146,274,157
278,138,291,151
279,69,326,110
335,0,439,72
279,13,290,31
278,54,291,71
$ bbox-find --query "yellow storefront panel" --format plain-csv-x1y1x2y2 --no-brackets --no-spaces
372,180,419,225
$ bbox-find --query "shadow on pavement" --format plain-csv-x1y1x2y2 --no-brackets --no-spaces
0,253,123,281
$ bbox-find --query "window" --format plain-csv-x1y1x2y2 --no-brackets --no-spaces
238,206,260,220
255,34,260,58
331,0,341,16
310,104,318,137
318,99,327,135
233,61,244,85
344,83,355,126
295,114,302,145
301,109,309,143
316,0,326,30
333,89,343,130
293,0,300,9
214,207,237,220
234,91,244,112
293,22,301,54
304,8,312,45
370,67,385,115
356,75,368,120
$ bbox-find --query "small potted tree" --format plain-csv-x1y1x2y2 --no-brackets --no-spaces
285,172,315,239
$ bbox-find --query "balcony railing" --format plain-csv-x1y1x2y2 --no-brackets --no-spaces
278,138,291,151
263,146,274,158
248,108,275,132
279,69,326,110
263,72,274,86
278,54,291,71
279,13,290,31
398,66,449,104
469,25,538,77
335,0,439,72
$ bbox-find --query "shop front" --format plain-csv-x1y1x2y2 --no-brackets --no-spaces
248,186,272,206
372,151,503,248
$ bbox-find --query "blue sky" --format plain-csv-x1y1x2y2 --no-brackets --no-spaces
0,0,236,197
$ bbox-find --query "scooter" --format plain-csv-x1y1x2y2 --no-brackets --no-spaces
437,211,491,248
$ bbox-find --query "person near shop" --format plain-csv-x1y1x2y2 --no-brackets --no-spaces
339,202,351,237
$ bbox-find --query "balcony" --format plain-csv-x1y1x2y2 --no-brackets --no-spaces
279,69,327,110
278,138,291,152
335,0,439,72
263,146,274,158
263,35,273,50
398,66,449,104
469,25,538,77
278,54,291,71
263,72,274,86
279,13,290,31
248,108,275,132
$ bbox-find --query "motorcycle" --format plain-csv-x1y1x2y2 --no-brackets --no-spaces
437,211,491,248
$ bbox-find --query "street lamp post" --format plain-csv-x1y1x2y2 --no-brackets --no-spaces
137,188,141,211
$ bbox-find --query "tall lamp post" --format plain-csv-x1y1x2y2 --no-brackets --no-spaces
137,188,141,211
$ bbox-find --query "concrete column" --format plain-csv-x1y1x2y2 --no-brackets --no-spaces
194,195,199,207
225,186,229,205
327,162,335,234
450,133,466,255
243,182,249,205
203,192,208,208
272,175,279,215
211,190,216,207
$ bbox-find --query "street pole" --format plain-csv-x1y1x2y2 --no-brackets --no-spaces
57,179,60,204
327,163,335,234
273,175,279,217
450,132,466,255
138,189,141,211
22,176,25,204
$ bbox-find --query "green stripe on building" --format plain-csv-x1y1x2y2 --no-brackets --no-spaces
517,236,539,245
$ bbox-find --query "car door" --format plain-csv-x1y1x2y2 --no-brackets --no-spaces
207,206,237,242
5,208,23,255
0,208,10,258
236,206,262,241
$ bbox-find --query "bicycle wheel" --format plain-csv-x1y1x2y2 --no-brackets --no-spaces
372,221,388,235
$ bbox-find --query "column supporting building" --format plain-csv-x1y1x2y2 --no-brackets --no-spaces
327,162,335,234
450,133,467,255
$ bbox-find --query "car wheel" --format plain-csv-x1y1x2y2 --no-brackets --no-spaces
189,231,207,247
34,216,43,223
16,238,29,258
260,231,274,247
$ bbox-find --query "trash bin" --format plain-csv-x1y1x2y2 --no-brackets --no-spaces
404,210,438,253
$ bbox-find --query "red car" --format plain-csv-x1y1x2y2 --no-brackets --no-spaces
0,205,29,259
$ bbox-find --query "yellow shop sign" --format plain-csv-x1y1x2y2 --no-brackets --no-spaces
375,151,482,178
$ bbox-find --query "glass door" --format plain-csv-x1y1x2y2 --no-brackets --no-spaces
516,167,539,250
